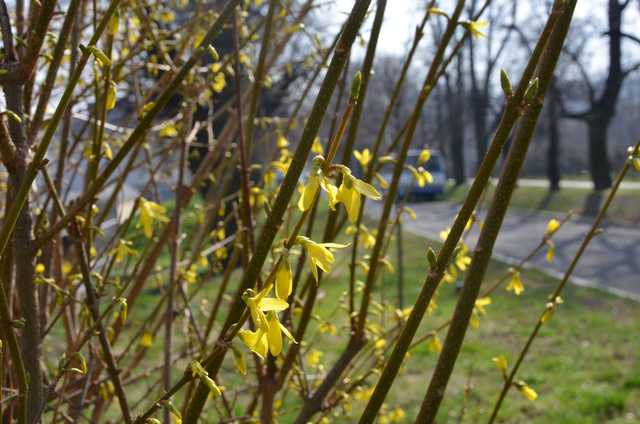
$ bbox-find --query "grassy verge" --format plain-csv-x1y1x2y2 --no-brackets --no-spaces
446,183,640,224
121,208,639,423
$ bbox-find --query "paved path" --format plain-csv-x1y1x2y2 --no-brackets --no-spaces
488,178,640,190
367,201,640,301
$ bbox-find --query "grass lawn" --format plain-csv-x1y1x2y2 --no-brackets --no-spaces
118,207,639,423
446,183,640,224
298,230,640,423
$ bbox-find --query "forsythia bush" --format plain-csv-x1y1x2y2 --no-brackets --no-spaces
0,0,637,423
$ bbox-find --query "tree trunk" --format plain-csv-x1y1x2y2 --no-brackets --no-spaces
445,58,465,186
587,118,612,190
546,84,561,191
468,36,488,170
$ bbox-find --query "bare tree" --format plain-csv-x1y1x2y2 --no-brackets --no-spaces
562,0,640,189
444,54,466,185
467,0,517,170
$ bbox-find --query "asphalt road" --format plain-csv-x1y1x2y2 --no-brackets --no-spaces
506,178,640,190
367,201,640,301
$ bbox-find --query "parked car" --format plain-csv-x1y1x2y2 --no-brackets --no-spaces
379,148,447,201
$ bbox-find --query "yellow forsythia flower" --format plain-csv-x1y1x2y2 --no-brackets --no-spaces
492,355,508,375
211,63,226,93
318,322,337,335
546,218,560,236
474,297,491,314
428,335,442,353
546,241,555,263
239,328,268,359
159,10,175,23
140,332,153,348
463,19,489,39
516,381,538,401
311,136,324,154
86,45,111,68
275,258,292,300
541,296,563,324
418,148,431,164
106,81,117,110
112,239,138,263
410,165,434,188
298,159,323,212
403,206,417,220
354,148,372,167
455,244,471,271
266,311,295,356
336,170,382,222
243,284,288,332
159,123,178,138
232,347,247,375
189,361,223,397
139,198,169,239
387,407,406,422
506,270,524,295
295,236,348,282
240,284,295,357
277,135,289,148
306,349,323,366
428,7,448,17
471,297,491,328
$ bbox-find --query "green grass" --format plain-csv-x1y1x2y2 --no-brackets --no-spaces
446,183,640,224
299,231,640,423
113,207,639,423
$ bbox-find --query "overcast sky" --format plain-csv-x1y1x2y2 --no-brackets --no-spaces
324,0,640,76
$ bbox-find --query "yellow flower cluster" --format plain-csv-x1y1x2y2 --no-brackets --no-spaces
492,355,538,401
239,283,295,358
139,198,169,239
298,156,382,222
506,269,524,295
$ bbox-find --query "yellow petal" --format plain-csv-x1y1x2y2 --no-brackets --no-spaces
278,321,296,342
320,177,339,210
239,329,268,359
267,314,283,356
418,148,431,164
257,297,289,312
277,135,289,148
232,348,247,375
428,335,442,353
106,81,117,110
306,349,322,366
517,383,538,401
307,255,319,282
353,178,382,200
311,136,324,154
306,243,334,273
275,259,292,300
492,355,508,373
506,271,524,295
337,183,360,223
354,149,372,167
140,332,153,348
428,7,448,17
546,218,560,236
546,244,555,263
298,174,320,212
